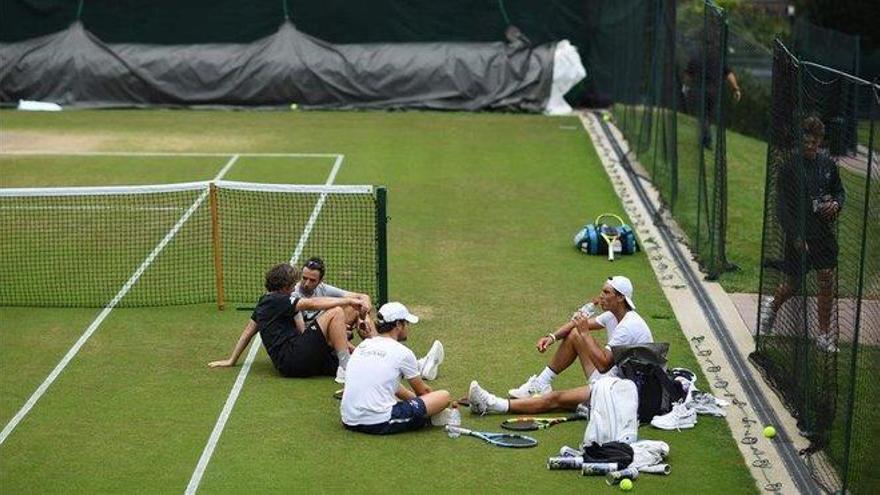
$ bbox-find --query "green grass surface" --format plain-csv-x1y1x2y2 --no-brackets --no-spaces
0,110,755,493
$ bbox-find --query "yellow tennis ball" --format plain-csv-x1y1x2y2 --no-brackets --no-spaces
763,426,776,439
603,113,612,122
620,478,633,491
290,103,298,110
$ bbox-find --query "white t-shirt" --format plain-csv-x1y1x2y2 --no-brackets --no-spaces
340,336,420,426
293,282,346,321
590,310,654,383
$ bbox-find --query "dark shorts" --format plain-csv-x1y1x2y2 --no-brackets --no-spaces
275,321,338,378
344,398,429,435
782,235,838,282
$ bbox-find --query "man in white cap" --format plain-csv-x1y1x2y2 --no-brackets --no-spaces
341,302,452,434
468,276,654,415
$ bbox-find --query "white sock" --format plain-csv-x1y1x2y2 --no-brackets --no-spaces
536,367,558,387
336,350,350,370
493,398,510,413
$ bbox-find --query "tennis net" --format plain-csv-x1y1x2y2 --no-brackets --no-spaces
0,180,387,308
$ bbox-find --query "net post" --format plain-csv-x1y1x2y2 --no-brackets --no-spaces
375,187,388,306
210,182,225,311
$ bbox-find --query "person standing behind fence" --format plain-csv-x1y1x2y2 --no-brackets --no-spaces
760,116,846,353
681,34,742,149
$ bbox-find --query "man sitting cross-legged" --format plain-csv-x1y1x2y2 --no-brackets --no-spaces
468,276,653,415
341,302,451,435
208,263,368,378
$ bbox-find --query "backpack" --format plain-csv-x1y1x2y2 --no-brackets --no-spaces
613,343,685,423
583,377,639,446
573,223,638,256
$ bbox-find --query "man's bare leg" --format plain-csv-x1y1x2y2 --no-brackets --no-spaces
514,328,594,397
817,268,834,335
508,386,591,415
317,307,353,371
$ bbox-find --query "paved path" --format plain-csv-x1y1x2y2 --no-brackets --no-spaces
730,293,879,345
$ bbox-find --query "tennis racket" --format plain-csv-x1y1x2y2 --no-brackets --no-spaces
446,425,537,448
500,414,586,431
596,213,624,261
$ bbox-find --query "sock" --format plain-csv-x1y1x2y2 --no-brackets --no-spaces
336,350,351,370
493,399,510,413
536,367,558,387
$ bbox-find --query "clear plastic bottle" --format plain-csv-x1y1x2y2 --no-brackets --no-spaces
447,403,461,438
572,302,596,321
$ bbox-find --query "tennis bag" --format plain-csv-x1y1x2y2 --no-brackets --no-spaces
613,343,685,423
583,376,639,446
573,223,638,255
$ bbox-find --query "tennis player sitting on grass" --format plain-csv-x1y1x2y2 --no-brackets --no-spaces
208,263,369,379
468,276,653,415
341,302,452,435
294,256,374,340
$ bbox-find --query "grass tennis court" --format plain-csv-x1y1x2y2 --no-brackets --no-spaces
0,110,755,493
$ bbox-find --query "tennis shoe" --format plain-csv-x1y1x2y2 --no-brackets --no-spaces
335,366,345,384
468,380,506,415
758,297,777,336
650,402,697,431
419,340,444,381
816,333,839,353
508,375,552,399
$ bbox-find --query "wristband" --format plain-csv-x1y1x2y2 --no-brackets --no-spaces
547,333,557,344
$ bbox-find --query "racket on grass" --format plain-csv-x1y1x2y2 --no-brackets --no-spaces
446,425,537,448
596,213,624,261
500,414,586,431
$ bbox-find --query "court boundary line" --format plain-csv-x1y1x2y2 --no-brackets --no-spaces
184,154,345,494
0,154,241,447
0,151,340,158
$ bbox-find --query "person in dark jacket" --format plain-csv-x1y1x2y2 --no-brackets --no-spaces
760,116,846,352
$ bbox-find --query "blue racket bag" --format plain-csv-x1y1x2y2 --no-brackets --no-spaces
573,223,638,255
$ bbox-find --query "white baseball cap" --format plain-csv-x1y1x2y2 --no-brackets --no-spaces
378,302,419,324
607,276,636,310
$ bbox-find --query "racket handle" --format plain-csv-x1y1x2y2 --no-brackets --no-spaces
445,425,469,437
608,249,614,261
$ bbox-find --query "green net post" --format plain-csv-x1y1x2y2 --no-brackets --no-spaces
375,186,388,307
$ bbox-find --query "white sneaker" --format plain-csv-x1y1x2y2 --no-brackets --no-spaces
758,297,777,335
817,334,839,353
507,375,552,399
335,366,345,384
650,402,697,431
468,380,507,415
419,340,444,381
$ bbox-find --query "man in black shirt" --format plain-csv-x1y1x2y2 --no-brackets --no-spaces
760,117,846,352
681,38,742,149
208,263,369,377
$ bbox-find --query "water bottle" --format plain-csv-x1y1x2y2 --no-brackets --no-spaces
572,302,597,321
447,403,461,438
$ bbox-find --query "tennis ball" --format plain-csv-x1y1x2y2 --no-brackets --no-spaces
603,113,612,122
763,426,776,439
620,478,633,491
290,103,298,110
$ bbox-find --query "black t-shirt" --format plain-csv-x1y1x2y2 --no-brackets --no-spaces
251,291,301,365
776,152,846,240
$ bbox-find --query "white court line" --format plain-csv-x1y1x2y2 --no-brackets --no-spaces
184,154,345,495
0,151,341,158
0,154,240,447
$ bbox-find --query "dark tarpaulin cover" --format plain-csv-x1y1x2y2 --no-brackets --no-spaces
0,21,555,110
